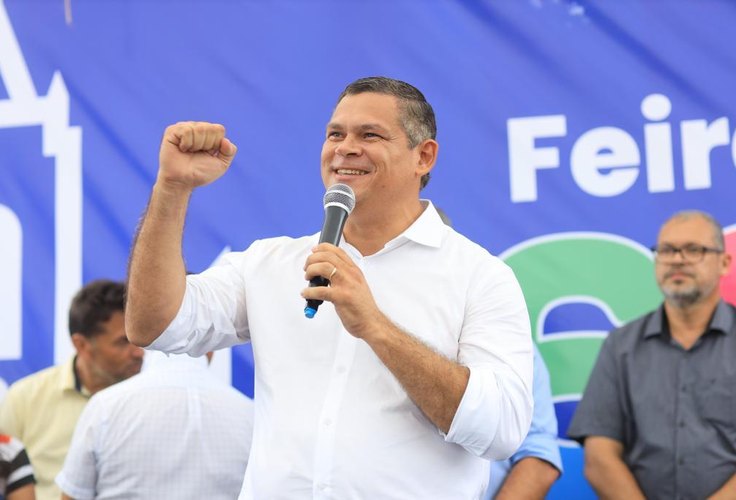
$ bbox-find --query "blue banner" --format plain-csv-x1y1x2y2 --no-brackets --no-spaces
2,1,735,496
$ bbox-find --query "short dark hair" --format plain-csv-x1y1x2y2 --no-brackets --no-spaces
337,76,437,189
68,279,126,339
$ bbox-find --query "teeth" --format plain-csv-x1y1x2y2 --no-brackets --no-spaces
337,169,366,175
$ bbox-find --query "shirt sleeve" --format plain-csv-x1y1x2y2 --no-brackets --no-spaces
508,347,563,472
149,250,251,356
55,397,103,500
4,438,35,495
445,261,534,460
566,331,625,444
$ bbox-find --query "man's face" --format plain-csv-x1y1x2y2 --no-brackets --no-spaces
320,92,433,211
654,216,731,307
80,311,144,388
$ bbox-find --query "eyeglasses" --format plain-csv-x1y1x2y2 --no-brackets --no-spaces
651,244,724,263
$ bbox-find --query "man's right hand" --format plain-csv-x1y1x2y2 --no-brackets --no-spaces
126,121,236,347
157,121,238,192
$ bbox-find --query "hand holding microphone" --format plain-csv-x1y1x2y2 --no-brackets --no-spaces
303,184,355,318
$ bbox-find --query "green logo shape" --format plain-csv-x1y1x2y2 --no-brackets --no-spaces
501,233,662,397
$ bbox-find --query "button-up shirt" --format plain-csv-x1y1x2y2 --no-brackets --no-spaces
56,352,254,499
568,300,736,499
151,201,533,499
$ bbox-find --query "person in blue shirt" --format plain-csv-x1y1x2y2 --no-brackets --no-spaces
484,346,563,499
434,207,561,499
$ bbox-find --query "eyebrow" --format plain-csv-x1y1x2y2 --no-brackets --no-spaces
326,122,390,134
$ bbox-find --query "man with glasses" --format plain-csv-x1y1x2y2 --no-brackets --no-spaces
568,210,735,499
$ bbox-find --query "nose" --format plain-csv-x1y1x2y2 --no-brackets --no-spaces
334,134,361,157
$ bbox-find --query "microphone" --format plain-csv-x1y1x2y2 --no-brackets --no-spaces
304,183,356,318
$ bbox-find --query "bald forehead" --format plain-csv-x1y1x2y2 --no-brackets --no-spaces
658,213,721,247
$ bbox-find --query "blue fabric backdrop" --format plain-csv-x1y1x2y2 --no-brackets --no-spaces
2,1,736,496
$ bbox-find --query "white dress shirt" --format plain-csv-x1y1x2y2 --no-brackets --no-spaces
56,352,254,500
151,201,533,499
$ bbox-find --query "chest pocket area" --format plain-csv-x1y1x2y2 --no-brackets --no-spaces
694,374,736,448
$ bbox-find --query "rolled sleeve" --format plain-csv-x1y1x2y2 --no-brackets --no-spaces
446,262,534,460
148,251,250,357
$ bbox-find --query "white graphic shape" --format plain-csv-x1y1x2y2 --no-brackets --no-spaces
0,205,21,360
0,1,82,365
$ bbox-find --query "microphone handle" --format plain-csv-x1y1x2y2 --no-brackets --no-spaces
304,207,349,318
304,276,329,319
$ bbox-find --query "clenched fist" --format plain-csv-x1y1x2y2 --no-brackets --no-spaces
157,121,238,192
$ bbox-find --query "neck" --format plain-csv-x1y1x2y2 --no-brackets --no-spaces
74,356,109,395
664,293,720,349
344,199,425,256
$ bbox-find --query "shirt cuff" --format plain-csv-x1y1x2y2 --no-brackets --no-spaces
147,285,194,354
510,436,564,473
56,471,95,500
445,366,502,459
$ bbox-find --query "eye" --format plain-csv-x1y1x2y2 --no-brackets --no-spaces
682,245,707,259
683,244,704,253
363,132,382,140
326,130,343,140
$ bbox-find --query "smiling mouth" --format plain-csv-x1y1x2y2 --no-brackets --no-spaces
335,169,368,175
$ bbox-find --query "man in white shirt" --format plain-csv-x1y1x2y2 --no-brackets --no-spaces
56,351,254,500
125,76,533,498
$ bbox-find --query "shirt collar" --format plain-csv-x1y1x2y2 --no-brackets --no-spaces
63,355,80,392
383,199,447,251
709,300,735,334
68,355,92,397
643,299,734,339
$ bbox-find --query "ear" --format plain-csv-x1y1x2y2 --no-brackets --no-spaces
415,139,438,179
720,251,732,277
70,333,90,354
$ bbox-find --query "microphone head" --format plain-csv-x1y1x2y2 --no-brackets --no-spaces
323,183,355,214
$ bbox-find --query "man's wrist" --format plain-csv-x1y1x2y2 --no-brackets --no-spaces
152,179,194,200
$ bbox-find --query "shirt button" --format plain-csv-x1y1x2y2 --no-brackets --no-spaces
336,366,346,374
680,385,686,392
323,418,332,427
679,421,685,428
678,458,685,465
318,483,328,490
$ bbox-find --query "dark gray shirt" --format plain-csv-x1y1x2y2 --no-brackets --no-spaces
568,300,736,500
